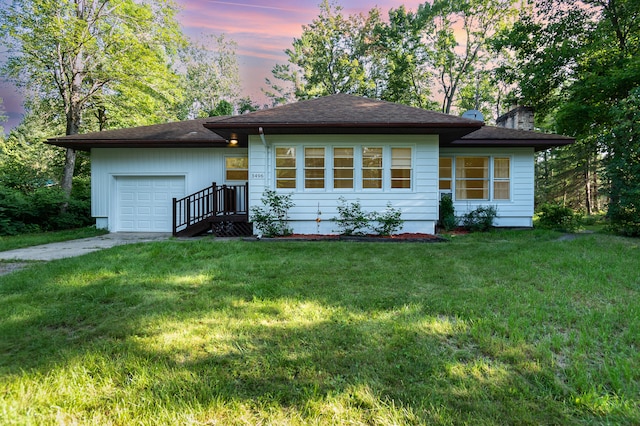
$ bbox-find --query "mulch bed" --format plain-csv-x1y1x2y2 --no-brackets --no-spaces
246,233,448,243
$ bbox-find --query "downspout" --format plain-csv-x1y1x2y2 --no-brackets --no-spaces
259,127,271,189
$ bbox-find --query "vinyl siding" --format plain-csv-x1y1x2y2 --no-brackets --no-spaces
248,134,439,234
439,147,535,227
91,148,247,219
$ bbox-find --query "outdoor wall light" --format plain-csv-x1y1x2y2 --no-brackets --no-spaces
228,133,239,145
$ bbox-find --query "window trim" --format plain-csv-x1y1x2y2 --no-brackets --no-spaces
225,155,249,182
441,155,513,202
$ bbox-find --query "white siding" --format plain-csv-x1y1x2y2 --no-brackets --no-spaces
439,147,535,227
248,134,439,234
91,148,246,230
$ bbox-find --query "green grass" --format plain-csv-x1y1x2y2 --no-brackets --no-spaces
0,227,109,253
1,230,639,424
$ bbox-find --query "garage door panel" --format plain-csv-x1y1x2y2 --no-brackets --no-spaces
116,176,185,232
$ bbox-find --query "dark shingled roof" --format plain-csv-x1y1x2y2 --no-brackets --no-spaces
46,117,232,151
204,93,483,144
46,95,573,151
449,125,574,151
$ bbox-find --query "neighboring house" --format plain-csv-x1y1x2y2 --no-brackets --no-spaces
47,94,573,236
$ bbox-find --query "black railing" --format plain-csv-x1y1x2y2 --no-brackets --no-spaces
173,182,248,236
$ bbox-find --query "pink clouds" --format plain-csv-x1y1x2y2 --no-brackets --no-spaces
177,0,429,104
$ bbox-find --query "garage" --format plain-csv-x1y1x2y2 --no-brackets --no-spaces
115,176,185,232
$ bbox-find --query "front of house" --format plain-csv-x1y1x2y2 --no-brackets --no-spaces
47,94,573,236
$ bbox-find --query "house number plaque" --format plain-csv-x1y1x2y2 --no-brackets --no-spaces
251,173,265,179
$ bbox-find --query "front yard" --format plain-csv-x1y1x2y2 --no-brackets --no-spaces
1,230,638,424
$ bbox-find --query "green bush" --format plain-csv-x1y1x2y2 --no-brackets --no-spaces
370,203,404,236
438,194,457,231
333,197,371,236
537,203,581,232
250,190,294,237
0,181,92,236
461,205,498,232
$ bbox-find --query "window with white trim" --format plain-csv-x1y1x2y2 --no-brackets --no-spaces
305,147,325,189
362,147,383,189
439,157,452,190
493,157,510,199
456,156,489,200
333,147,354,189
391,147,412,189
225,156,248,181
276,147,296,189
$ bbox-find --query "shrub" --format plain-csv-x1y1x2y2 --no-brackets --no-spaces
370,203,404,236
333,197,370,236
438,194,457,231
250,190,294,237
537,203,581,232
461,205,497,232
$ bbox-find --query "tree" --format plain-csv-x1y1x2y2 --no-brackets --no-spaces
495,0,640,217
428,0,518,114
0,0,186,196
176,34,241,119
266,0,383,102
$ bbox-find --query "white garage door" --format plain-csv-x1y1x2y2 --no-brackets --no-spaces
116,176,185,232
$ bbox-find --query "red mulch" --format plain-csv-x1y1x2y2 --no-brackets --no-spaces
275,233,440,240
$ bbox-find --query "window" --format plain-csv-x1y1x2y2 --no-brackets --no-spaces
439,158,452,190
456,156,489,200
333,147,354,189
362,147,383,189
276,147,296,189
305,147,325,189
391,148,412,189
225,157,248,181
493,157,510,199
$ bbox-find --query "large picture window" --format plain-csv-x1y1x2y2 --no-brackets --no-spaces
456,156,489,200
276,147,296,189
391,148,412,189
305,147,325,189
333,147,354,189
362,147,383,189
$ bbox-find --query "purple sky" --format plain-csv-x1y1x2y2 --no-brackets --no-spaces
0,0,426,133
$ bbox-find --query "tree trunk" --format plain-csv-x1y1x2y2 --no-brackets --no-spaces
61,148,77,198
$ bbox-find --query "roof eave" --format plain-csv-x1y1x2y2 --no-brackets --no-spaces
45,139,242,151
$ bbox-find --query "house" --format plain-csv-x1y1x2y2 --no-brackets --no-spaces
47,94,573,236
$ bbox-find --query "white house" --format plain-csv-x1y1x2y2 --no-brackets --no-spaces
47,94,573,236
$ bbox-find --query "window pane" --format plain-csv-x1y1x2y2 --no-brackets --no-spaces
334,147,354,190
305,169,324,179
391,169,411,179
439,158,452,179
456,157,489,200
363,179,382,189
494,158,510,179
363,147,383,167
439,180,451,190
494,181,510,199
363,169,382,179
225,156,248,181
276,147,296,189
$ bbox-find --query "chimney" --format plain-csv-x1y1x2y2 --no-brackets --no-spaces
496,106,534,131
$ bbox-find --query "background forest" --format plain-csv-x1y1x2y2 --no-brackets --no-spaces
0,0,638,235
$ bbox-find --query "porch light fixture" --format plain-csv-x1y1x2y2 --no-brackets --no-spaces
228,133,239,145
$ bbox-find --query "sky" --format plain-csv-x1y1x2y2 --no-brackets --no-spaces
0,0,427,134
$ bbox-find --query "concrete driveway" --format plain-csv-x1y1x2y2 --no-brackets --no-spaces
0,233,171,262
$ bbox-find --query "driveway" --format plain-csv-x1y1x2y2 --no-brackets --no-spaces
0,233,171,262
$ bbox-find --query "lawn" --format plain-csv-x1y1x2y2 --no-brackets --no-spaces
0,230,638,425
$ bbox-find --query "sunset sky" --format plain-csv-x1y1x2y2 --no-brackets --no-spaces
0,0,427,133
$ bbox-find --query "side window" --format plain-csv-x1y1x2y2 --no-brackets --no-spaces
276,147,296,189
225,157,248,181
362,147,383,189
